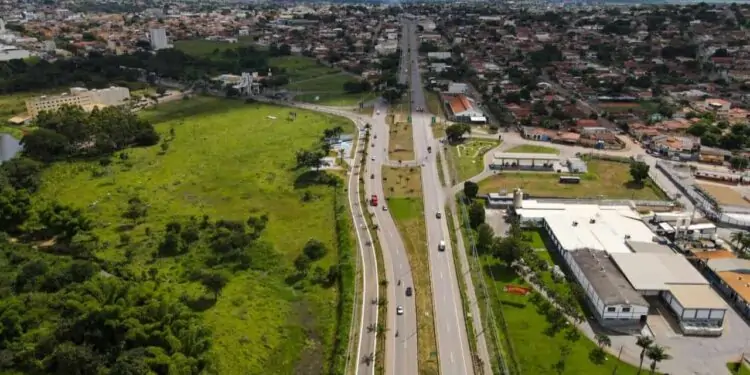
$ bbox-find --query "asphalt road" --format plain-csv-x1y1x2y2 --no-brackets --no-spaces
402,20,475,375
367,101,419,375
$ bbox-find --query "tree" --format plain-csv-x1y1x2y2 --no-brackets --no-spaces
445,123,471,143
635,335,654,375
464,181,479,200
156,87,167,96
646,345,671,375
553,344,572,374
629,161,650,185
468,201,485,228
295,149,324,170
595,333,611,349
0,157,43,192
476,223,495,254
123,197,148,224
493,236,528,265
294,253,311,274
731,231,748,253
39,203,92,240
21,128,69,162
201,271,229,300
303,238,327,261
0,187,30,233
730,156,749,171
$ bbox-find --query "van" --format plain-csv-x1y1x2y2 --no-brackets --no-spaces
438,240,446,251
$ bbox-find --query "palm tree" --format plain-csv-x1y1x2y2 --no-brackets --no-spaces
646,345,671,375
595,333,611,349
731,231,748,252
635,336,654,375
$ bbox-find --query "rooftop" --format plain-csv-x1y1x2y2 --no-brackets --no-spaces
667,284,727,310
610,252,708,291
570,249,648,306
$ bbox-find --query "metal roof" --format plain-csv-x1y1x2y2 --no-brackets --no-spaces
610,252,709,291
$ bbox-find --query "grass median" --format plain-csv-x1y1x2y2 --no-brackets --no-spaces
382,166,439,374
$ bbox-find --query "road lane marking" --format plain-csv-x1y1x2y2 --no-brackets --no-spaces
440,272,443,279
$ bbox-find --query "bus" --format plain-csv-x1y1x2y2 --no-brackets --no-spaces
559,176,581,184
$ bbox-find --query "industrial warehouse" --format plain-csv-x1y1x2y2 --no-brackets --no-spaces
509,189,728,337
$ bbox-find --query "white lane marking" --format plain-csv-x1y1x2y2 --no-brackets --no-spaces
442,253,470,373
440,272,443,279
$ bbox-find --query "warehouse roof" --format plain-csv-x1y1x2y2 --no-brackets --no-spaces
610,252,709,291
570,249,647,306
667,284,727,310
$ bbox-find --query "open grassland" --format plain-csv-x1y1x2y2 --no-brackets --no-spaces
382,166,439,375
287,72,360,92
36,97,355,375
295,92,378,107
449,139,500,182
270,56,341,81
389,121,415,162
174,38,255,57
505,144,560,155
478,160,666,200
479,256,649,375
425,91,445,119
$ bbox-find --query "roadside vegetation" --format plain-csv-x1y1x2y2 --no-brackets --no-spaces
0,96,356,374
381,166,439,375
448,139,500,182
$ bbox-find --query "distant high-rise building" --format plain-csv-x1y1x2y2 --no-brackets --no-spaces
149,28,170,50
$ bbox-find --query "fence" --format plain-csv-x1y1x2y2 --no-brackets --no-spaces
656,161,750,229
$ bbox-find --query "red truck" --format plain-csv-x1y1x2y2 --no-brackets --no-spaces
371,195,378,207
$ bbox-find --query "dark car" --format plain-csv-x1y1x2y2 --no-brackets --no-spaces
405,287,413,297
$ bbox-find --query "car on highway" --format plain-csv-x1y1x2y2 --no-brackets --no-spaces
438,240,446,251
396,306,404,315
435,211,441,219
371,156,375,161
376,110,380,115
382,205,388,211
405,287,413,297
370,174,374,179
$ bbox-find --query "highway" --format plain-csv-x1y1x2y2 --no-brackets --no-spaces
402,19,475,375
366,102,419,375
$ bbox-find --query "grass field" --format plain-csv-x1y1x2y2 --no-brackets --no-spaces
270,56,341,81
449,139,500,182
389,121,415,162
425,91,445,119
505,144,560,154
480,256,647,375
174,38,255,57
286,73,359,92
36,96,355,375
727,361,750,375
295,92,378,107
382,166,439,374
478,160,665,200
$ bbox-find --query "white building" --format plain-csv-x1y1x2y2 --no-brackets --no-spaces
447,82,469,94
0,45,29,61
374,40,398,55
515,199,727,335
149,28,171,50
447,94,485,123
427,52,452,61
26,86,130,117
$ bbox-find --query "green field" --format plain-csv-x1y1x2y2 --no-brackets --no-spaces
449,139,500,182
506,144,560,154
478,160,666,200
36,97,355,374
295,92,377,107
727,361,750,375
479,255,647,375
174,38,255,57
286,72,360,92
270,56,341,81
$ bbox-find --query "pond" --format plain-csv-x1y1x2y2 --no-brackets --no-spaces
0,133,22,162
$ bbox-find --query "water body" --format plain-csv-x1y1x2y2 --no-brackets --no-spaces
0,134,22,162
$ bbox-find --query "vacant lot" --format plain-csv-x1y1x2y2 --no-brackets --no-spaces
270,56,341,81
286,72,359,92
295,92,377,107
697,182,750,207
37,97,355,374
425,91,445,118
480,255,648,375
506,144,560,155
174,38,255,57
382,166,438,374
389,121,415,162
478,160,665,200
598,102,641,113
449,139,500,182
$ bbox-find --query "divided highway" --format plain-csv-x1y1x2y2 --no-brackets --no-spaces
402,20,475,375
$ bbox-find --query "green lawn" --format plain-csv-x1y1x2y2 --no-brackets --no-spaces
174,38,255,57
286,72,360,92
480,256,646,375
727,361,750,375
425,91,445,118
478,160,666,200
506,144,560,154
270,56,341,81
295,92,378,107
448,139,500,182
36,96,355,375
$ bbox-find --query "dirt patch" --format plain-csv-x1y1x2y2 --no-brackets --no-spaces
697,182,750,207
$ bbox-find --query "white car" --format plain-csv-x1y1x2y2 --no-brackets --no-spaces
438,240,446,251
371,156,375,161
376,110,380,115
396,306,404,315
382,205,388,211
